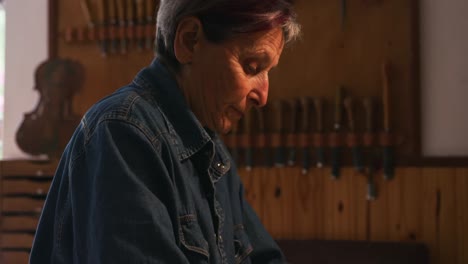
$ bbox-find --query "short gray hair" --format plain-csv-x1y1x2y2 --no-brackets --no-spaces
155,0,301,72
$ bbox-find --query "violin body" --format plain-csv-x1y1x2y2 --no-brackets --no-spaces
16,58,85,158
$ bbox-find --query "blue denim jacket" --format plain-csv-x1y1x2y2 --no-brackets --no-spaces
29,59,285,264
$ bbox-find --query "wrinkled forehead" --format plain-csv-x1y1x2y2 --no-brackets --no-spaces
228,28,285,59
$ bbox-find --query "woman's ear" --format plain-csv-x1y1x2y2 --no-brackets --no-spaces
173,17,203,64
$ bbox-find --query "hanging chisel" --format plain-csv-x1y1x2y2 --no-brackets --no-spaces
255,107,271,168
227,123,240,166
382,62,394,180
126,0,135,52
96,0,108,57
135,0,145,51
80,0,94,29
79,0,95,42
286,99,299,166
344,97,364,172
313,97,325,168
145,0,156,51
243,107,254,171
367,157,377,200
299,97,312,174
330,86,344,179
108,0,118,53
272,100,286,168
340,0,347,31
363,97,377,200
116,0,127,54
80,0,94,28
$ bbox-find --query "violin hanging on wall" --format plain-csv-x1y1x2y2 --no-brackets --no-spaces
15,58,85,159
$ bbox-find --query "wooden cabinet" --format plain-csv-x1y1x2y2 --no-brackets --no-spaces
0,252,30,264
0,160,57,264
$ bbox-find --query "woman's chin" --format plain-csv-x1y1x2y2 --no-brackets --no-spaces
217,124,232,135
215,118,235,135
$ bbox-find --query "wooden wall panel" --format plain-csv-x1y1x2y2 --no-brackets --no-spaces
239,167,468,264
420,168,439,263
369,167,424,242
291,168,327,239
455,169,468,264
438,168,457,263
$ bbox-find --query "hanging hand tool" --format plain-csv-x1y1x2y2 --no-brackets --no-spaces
344,97,364,172
255,107,271,167
96,0,108,57
313,97,325,168
227,123,240,166
80,0,94,28
286,99,299,166
340,0,347,31
108,0,119,53
135,0,146,51
299,97,312,174
126,0,135,52
381,62,394,180
363,97,377,200
243,108,254,171
116,0,127,54
145,0,156,51
79,0,96,42
367,152,377,201
330,86,344,179
272,100,286,168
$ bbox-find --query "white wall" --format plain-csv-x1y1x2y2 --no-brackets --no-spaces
421,0,468,157
2,0,49,159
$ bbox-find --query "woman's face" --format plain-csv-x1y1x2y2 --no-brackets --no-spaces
179,27,284,134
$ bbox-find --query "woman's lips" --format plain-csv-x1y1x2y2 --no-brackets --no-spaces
228,106,244,120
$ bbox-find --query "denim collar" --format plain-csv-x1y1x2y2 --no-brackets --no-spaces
132,58,212,161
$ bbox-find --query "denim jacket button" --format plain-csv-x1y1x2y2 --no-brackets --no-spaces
216,163,227,172
218,235,223,243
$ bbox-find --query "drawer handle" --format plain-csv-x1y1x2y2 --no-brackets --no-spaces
34,207,43,214
36,170,44,177
36,188,45,195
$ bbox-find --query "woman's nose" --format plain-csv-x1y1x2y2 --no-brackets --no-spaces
248,76,269,108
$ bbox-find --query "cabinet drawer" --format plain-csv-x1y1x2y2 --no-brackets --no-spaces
1,233,35,249
2,198,45,214
0,160,58,178
2,180,51,196
2,216,39,232
1,251,30,264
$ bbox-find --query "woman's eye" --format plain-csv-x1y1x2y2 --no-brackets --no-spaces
245,63,259,75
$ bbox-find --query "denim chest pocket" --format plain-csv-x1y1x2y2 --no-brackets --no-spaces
179,214,210,262
234,225,253,264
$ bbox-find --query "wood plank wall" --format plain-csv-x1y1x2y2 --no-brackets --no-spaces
238,167,468,264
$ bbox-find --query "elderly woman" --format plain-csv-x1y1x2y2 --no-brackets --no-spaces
30,0,300,263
